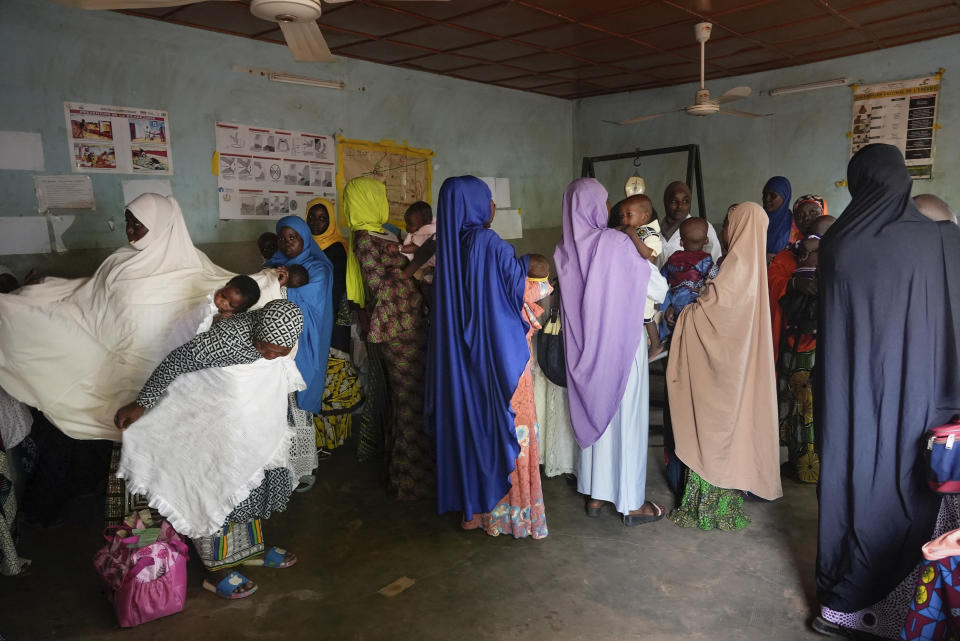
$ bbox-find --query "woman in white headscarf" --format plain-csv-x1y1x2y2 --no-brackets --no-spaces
0,194,234,441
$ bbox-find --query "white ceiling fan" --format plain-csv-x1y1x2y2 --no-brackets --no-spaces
606,22,771,125
50,0,449,63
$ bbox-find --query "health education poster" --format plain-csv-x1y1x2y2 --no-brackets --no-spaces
64,102,172,174
215,122,336,220
850,74,940,179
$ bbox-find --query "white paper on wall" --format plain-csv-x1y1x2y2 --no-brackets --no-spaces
122,179,173,205
49,214,76,253
490,208,522,240
478,177,511,208
34,175,95,212
0,217,51,255
0,131,44,171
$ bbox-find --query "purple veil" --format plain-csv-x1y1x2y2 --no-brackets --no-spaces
554,178,652,448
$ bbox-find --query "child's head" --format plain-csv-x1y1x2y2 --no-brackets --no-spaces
0,267,19,294
809,215,836,238
404,201,433,234
617,195,655,228
528,254,550,279
914,194,957,224
214,275,261,314
679,217,709,252
797,237,820,269
283,264,310,288
258,232,278,261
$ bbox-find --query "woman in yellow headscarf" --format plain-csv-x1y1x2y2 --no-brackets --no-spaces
343,177,433,500
303,197,360,452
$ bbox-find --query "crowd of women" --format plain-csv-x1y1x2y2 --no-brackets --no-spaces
0,143,958,639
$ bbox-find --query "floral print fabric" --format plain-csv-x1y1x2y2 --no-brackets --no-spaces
462,280,549,539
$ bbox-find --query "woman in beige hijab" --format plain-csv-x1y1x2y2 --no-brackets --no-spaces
666,202,781,530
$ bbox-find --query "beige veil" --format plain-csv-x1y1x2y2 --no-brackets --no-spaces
666,202,781,500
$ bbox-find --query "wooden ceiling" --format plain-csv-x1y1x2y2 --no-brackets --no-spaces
119,0,960,99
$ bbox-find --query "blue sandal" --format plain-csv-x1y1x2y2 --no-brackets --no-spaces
242,546,297,569
202,571,258,599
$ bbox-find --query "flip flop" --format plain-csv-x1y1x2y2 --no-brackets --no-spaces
622,501,665,526
242,546,297,569
585,500,604,518
202,571,258,600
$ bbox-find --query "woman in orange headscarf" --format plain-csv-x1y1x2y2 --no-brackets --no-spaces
767,194,834,483
304,197,361,452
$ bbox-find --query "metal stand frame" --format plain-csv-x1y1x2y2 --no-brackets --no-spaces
580,144,706,218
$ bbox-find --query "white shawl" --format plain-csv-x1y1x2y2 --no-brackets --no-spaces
0,194,245,440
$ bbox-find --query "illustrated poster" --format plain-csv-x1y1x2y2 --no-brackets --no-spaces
215,122,336,220
64,102,172,174
850,75,940,179
337,137,433,228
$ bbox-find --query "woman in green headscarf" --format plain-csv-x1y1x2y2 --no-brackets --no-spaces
344,177,433,500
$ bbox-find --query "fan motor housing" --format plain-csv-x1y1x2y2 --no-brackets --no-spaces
250,0,321,23
686,103,720,116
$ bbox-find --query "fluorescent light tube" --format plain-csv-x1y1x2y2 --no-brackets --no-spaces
768,78,848,96
268,72,344,90
232,65,344,90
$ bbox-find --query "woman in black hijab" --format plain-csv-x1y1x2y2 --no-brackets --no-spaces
814,144,960,638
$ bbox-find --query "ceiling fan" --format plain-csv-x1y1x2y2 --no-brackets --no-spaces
50,0,449,63
606,22,771,125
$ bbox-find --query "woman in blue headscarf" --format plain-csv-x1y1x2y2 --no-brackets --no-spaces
265,216,334,417
762,176,793,262
427,175,548,538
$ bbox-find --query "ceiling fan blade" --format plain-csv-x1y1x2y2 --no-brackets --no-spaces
717,107,772,118
612,110,679,125
50,0,203,8
714,86,751,104
280,20,334,62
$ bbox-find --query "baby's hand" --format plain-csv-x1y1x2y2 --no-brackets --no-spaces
386,243,401,255
276,266,289,286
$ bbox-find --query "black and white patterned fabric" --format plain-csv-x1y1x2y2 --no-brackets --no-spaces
253,299,303,347
134,300,303,409
135,314,262,409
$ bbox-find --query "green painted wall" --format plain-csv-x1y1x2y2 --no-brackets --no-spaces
574,34,959,227
0,0,573,275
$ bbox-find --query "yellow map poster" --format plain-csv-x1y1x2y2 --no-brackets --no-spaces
337,137,434,228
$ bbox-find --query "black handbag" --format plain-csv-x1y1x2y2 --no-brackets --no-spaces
536,285,567,387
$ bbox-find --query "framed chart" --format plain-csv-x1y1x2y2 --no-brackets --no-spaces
336,137,434,228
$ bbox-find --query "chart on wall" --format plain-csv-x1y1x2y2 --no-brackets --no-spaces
850,73,941,179
215,122,336,220
337,137,433,228
64,102,172,174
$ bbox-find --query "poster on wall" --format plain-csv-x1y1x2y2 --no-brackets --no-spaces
64,102,172,174
337,137,433,228
850,74,940,179
215,122,336,220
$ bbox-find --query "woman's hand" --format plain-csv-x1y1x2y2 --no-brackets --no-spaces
114,402,145,431
403,238,436,278
23,269,43,286
664,306,677,328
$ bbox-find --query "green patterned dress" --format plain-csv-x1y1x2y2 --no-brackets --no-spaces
355,231,433,500
671,469,750,531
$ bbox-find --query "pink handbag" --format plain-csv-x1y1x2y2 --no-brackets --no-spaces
93,517,189,627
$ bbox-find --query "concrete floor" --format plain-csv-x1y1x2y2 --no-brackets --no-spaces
1,431,823,641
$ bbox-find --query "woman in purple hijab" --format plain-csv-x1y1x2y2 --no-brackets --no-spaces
554,178,668,526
